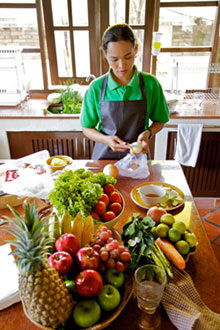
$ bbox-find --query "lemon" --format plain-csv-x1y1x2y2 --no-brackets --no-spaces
175,240,190,255
172,221,186,234
160,213,175,226
184,232,197,248
168,228,181,242
156,224,169,238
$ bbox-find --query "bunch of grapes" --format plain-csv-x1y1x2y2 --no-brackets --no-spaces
91,226,131,273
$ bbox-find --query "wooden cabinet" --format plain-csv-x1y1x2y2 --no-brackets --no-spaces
7,131,155,160
7,131,95,160
166,131,220,197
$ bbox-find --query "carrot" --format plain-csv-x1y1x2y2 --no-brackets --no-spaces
156,237,186,270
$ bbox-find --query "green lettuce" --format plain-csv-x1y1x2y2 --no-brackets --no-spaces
49,169,116,219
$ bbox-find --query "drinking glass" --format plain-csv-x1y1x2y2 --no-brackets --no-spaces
192,92,205,111
134,264,167,314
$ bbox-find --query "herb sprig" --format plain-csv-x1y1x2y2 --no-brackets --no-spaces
121,214,173,278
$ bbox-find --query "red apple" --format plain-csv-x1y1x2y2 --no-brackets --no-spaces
48,251,73,275
76,246,100,270
55,233,79,256
75,269,103,298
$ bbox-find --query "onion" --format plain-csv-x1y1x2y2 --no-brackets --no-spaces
146,206,166,223
130,142,143,155
103,164,119,178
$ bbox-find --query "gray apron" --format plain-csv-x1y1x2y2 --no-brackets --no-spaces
92,72,149,160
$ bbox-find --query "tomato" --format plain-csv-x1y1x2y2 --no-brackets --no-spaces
94,201,106,216
90,211,101,221
102,211,116,222
109,191,122,204
108,202,122,215
103,184,115,195
99,193,109,206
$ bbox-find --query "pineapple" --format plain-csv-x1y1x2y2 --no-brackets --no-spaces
4,202,74,329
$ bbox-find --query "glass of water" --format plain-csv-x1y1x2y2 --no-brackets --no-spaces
192,92,205,111
134,264,167,314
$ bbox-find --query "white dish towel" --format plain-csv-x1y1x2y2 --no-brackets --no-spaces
174,123,203,167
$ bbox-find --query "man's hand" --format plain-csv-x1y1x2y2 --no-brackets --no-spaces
105,136,129,152
137,130,151,153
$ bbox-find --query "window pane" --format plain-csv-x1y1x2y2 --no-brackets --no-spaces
73,31,90,77
159,7,216,47
109,0,125,25
129,0,146,25
22,53,43,89
134,29,144,70
156,53,211,90
51,0,69,26
72,0,88,26
54,31,72,77
0,9,39,48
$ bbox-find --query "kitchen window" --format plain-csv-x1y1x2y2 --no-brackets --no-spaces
0,0,219,93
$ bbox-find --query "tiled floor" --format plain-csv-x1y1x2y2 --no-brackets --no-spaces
194,198,220,265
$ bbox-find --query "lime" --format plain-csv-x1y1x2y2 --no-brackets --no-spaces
175,240,190,255
184,232,197,248
151,227,158,239
156,224,169,238
172,221,186,234
160,213,175,226
168,228,181,242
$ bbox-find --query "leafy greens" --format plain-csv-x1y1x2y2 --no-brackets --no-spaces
49,169,116,219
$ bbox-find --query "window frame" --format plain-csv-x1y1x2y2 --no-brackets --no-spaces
0,0,219,92
152,0,220,89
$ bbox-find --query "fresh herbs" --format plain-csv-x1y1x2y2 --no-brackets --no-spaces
59,87,82,114
121,214,173,278
49,169,116,219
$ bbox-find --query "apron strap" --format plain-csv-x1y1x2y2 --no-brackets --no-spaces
100,74,108,102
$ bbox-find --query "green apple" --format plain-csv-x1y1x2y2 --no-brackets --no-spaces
98,284,121,312
73,299,101,328
104,269,125,288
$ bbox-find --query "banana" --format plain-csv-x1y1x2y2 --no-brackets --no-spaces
82,215,94,247
48,212,61,240
72,212,83,247
61,209,72,234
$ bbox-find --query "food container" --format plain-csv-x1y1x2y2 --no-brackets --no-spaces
46,155,72,173
138,184,165,206
94,191,125,230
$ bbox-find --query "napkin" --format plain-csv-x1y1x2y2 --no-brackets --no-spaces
0,244,20,310
162,268,220,330
174,124,203,167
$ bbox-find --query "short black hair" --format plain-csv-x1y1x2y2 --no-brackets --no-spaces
102,23,137,53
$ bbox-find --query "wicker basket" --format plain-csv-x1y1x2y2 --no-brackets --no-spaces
21,272,135,330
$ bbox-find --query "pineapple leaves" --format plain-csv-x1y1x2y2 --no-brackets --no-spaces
25,201,39,232
3,202,53,274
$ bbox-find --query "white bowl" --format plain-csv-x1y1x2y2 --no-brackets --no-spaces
138,184,166,206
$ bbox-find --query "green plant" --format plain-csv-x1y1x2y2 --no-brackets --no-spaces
60,85,82,114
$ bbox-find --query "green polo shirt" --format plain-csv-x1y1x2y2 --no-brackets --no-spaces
80,65,169,131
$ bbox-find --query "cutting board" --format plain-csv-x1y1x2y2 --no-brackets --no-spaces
0,194,23,210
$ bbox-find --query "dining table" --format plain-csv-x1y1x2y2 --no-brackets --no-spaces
1,159,220,330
